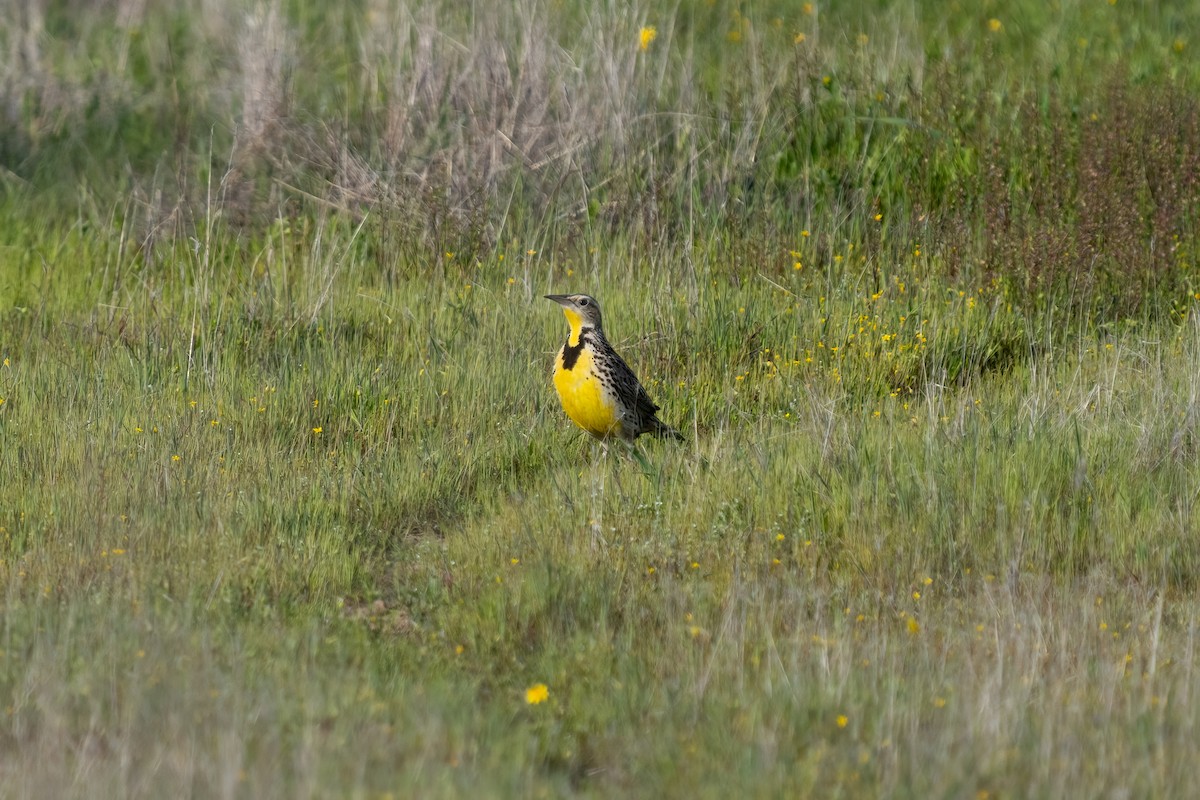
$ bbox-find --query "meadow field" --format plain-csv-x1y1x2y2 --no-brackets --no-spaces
3,0,1200,796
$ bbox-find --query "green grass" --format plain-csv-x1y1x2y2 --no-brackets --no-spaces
3,0,1200,797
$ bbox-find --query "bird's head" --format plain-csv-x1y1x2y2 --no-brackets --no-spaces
545,293,603,333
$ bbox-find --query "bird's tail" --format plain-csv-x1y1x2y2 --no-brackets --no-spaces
650,417,685,442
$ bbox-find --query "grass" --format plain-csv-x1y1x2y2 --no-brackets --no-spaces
3,0,1200,796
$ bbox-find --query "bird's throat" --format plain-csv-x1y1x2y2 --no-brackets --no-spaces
563,308,585,346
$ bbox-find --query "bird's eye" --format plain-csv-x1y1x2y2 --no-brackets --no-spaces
579,298,590,306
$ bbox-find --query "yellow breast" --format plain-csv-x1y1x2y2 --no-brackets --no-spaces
552,346,622,439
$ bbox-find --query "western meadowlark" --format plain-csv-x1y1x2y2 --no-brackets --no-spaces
545,293,683,443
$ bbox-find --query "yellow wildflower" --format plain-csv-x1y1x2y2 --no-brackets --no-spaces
639,26,657,51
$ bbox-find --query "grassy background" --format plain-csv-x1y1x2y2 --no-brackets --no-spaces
3,0,1200,796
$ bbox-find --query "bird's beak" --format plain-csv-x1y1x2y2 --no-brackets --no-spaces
544,294,572,307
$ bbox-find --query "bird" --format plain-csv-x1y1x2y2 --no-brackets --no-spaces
545,293,683,444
